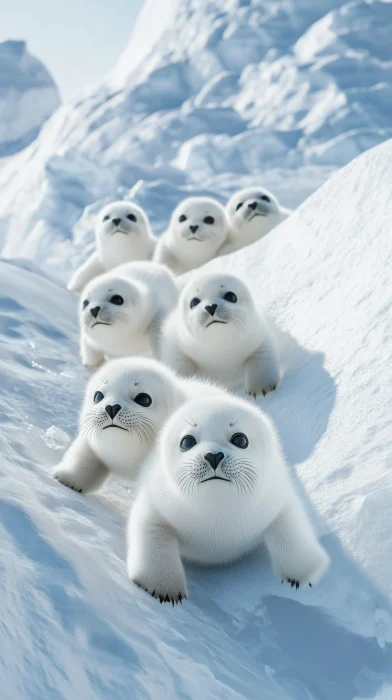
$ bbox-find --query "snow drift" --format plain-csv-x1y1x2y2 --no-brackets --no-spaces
0,139,392,699
0,40,60,157
0,0,391,271
1,0,392,696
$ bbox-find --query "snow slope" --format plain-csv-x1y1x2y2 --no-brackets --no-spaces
0,0,391,272
1,139,392,699
0,41,60,158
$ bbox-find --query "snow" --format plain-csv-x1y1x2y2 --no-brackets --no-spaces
1,138,392,699
0,41,60,157
0,0,391,270
1,0,392,696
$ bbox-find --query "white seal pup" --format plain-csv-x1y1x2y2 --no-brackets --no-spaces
127,395,329,604
68,201,156,293
153,197,229,275
161,272,280,396
53,358,186,493
79,261,178,369
219,186,291,255
53,358,227,494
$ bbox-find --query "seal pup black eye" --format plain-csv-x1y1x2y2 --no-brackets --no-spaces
179,214,187,223
127,213,137,222
190,297,201,308
223,292,237,303
103,215,110,221
230,433,248,449
236,202,243,211
203,216,215,224
180,435,197,451
82,299,89,310
260,195,271,203
94,391,104,403
134,393,152,407
110,295,124,305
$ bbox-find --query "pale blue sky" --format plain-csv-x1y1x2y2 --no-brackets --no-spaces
0,0,144,100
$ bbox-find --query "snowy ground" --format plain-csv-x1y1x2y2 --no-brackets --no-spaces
1,0,392,697
1,141,392,699
0,0,391,271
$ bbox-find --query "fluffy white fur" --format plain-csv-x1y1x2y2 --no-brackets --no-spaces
219,186,291,255
161,272,280,396
68,201,156,293
153,197,229,275
127,395,329,604
79,261,178,369
53,358,228,494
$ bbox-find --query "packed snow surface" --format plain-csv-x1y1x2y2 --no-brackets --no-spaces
1,0,392,697
0,40,60,158
1,137,392,698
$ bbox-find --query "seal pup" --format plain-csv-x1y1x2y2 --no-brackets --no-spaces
127,395,329,603
53,358,228,494
153,197,229,275
161,272,280,396
219,186,291,255
79,261,178,369
68,201,156,293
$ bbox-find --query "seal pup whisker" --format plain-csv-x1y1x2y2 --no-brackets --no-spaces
218,186,291,256
161,271,282,397
127,395,330,604
67,201,157,293
78,261,179,368
153,196,230,275
53,358,230,495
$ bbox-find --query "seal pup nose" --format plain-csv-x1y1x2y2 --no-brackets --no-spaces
105,404,121,419
248,202,258,211
204,451,225,470
112,218,121,226
205,303,218,317
90,306,100,319
189,225,199,233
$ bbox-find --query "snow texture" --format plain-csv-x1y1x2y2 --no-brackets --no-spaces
0,0,392,697
0,41,60,157
0,0,391,270
1,137,392,700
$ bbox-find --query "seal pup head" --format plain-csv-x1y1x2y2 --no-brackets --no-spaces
169,197,228,261
226,187,285,242
80,271,152,354
161,395,279,508
96,201,153,267
179,271,257,346
81,357,184,476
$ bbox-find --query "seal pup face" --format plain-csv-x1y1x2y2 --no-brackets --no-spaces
80,273,150,351
180,272,255,344
226,187,282,240
81,358,184,475
161,396,271,504
97,201,150,240
96,201,153,267
170,197,228,259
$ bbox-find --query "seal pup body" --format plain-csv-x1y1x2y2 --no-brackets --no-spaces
127,396,329,603
161,272,280,396
79,261,178,368
53,358,226,494
153,197,228,275
68,201,156,293
219,186,290,255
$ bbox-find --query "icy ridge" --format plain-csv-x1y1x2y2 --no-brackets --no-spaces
0,0,390,275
